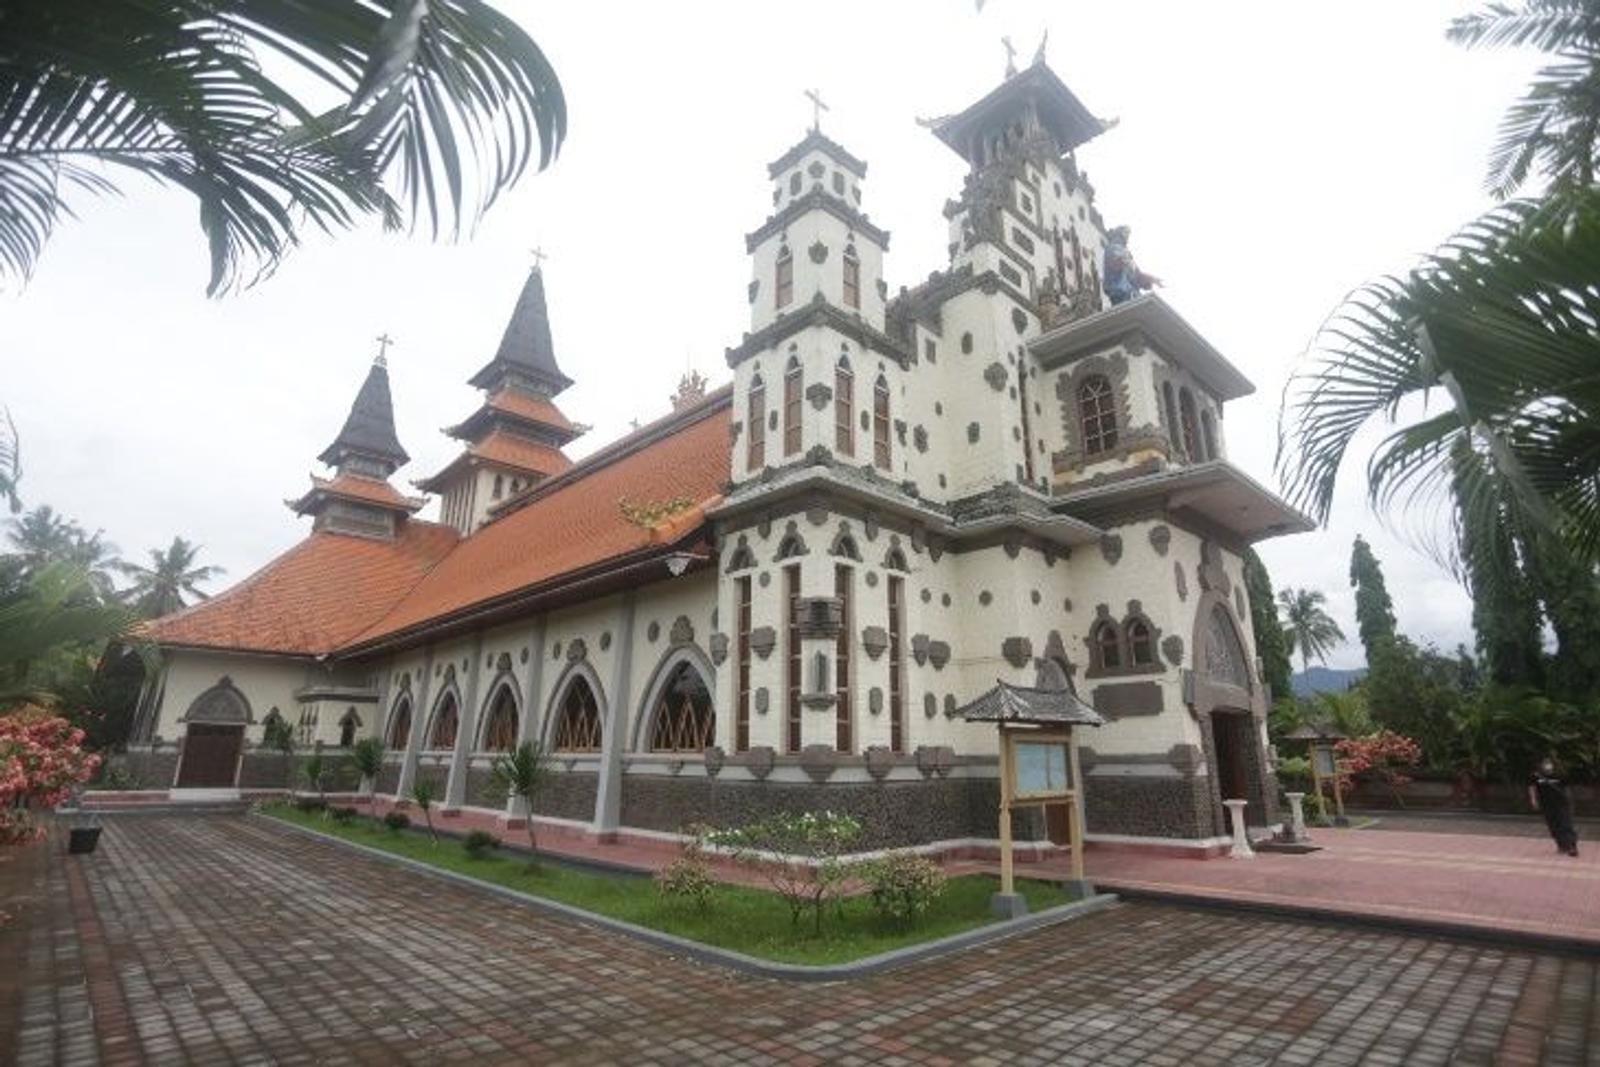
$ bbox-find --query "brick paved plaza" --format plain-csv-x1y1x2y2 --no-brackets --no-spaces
3,815,1597,1065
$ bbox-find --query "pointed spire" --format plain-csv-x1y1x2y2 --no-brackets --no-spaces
468,266,573,395
317,356,410,473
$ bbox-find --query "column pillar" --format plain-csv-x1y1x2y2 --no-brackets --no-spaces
394,647,434,803
443,633,486,812
593,591,637,839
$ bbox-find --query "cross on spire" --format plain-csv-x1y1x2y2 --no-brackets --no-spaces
804,88,829,133
374,332,395,366
1002,36,1018,76
529,246,548,272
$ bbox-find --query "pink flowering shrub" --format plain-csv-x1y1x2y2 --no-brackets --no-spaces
1335,730,1422,807
0,708,102,844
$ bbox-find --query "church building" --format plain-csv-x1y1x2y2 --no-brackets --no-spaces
127,57,1310,854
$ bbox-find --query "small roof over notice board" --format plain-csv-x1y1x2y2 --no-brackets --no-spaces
958,680,1104,727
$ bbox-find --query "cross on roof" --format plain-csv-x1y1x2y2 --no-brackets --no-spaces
374,332,395,365
804,88,829,132
1002,35,1018,76
530,246,548,271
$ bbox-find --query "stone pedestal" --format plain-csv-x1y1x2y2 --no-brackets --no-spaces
990,892,1030,919
1284,792,1308,842
1223,799,1254,859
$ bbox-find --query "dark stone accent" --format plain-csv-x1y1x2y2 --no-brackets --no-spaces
1162,635,1184,667
709,633,729,665
967,422,981,444
913,425,928,453
759,571,771,588
794,596,845,638
920,589,931,603
923,693,936,718
1091,681,1164,718
800,745,838,783
1123,330,1148,356
979,590,993,606
750,627,776,659
550,644,561,660
1011,308,1028,334
928,641,951,670
911,633,930,666
566,638,587,663
1148,524,1171,556
618,774,1004,850
748,280,759,303
1064,598,1073,612
869,687,884,714
725,535,756,573
943,694,957,718
894,419,907,445
916,745,954,778
532,769,598,822
805,382,833,410
866,571,879,588
600,631,612,652
520,647,529,664
806,506,829,526
860,410,871,431
704,746,725,777
941,593,952,608
808,240,829,264
984,362,1007,391
865,746,894,780
1083,773,1213,839
1175,560,1188,601
1098,534,1123,565
665,615,693,646
740,746,776,780
1197,539,1232,596
754,688,770,714
1030,590,1041,605
863,512,879,540
862,626,888,659
1001,636,1033,669
961,332,973,354
1168,743,1202,776
1003,537,1021,559
768,410,779,432
829,522,862,560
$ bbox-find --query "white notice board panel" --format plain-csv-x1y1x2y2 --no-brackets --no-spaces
1013,740,1070,799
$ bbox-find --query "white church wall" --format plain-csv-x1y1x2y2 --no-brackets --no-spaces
623,567,718,753
154,650,308,745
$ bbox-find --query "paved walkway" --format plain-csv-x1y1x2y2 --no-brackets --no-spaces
4,815,1600,1065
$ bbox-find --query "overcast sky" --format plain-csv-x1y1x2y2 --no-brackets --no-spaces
4,2,1536,670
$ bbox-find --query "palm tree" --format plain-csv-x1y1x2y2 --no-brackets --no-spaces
1,0,566,296
6,506,120,600
485,740,549,865
0,562,141,706
117,537,224,618
0,409,19,514
1277,588,1347,675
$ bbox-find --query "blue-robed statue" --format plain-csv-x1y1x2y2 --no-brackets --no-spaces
1103,225,1162,306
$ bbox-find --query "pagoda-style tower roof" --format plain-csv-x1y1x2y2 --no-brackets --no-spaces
317,357,410,473
930,61,1108,166
466,266,573,395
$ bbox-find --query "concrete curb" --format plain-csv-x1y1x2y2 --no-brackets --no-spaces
259,813,1120,982
1099,883,1600,959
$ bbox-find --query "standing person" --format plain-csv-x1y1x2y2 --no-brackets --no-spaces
1529,757,1580,857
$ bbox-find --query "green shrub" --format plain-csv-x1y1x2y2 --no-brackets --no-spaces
294,796,328,814
463,829,501,858
1275,755,1312,793
383,811,411,833
655,828,715,911
865,852,947,927
708,810,862,935
329,806,359,824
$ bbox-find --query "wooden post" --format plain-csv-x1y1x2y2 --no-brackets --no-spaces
997,725,1015,897
1068,727,1086,883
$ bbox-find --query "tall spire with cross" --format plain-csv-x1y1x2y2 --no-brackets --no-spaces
804,88,829,133
318,349,409,474
374,332,394,367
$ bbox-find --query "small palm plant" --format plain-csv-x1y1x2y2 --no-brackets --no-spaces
350,738,385,797
302,751,325,805
261,716,296,791
410,778,438,844
486,740,549,867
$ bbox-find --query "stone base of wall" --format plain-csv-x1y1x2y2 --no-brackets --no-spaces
537,771,599,822
1083,774,1214,839
377,762,401,795
111,748,179,790
239,753,294,790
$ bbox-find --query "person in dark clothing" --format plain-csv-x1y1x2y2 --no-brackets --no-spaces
1529,757,1579,857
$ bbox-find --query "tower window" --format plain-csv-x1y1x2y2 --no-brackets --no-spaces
832,172,845,195
835,358,854,455
872,374,892,470
842,246,861,310
1078,375,1118,456
1179,388,1200,460
1127,618,1155,666
785,565,802,753
783,357,803,456
1093,620,1122,669
888,574,906,753
1162,381,1181,454
747,375,766,469
1201,409,1218,462
736,576,752,752
492,473,504,500
775,246,794,308
835,564,853,753
789,172,801,195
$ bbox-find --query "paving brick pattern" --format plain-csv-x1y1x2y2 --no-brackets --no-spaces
3,815,1598,1065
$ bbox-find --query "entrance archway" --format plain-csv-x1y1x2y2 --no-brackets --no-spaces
1210,711,1252,809
175,678,250,788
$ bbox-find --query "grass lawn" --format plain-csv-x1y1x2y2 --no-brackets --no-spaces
263,806,1073,965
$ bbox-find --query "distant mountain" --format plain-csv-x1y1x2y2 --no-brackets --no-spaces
1290,666,1366,697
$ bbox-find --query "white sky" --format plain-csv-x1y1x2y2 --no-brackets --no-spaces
3,1,1536,670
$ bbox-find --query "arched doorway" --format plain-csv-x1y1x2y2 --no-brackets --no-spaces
175,678,250,788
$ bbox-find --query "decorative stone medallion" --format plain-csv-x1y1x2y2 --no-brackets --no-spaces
805,382,832,411
869,687,884,714
566,638,587,663
862,625,888,659
928,640,951,670
1148,524,1171,556
984,362,1007,391
754,687,770,714
1001,636,1034,669
1162,634,1185,667
750,626,776,659
1099,533,1124,565
670,615,695,646
709,633,729,665
744,745,776,779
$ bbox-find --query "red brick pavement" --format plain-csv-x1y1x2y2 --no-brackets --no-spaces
3,815,1600,1064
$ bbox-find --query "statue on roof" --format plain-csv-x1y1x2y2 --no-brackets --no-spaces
1102,225,1162,306
671,370,708,411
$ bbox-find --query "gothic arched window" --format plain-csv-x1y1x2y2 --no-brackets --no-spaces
1079,375,1118,456
872,374,892,470
338,708,360,747
783,355,803,456
1201,409,1218,462
747,374,766,469
428,693,459,750
649,662,715,752
387,699,411,749
1179,388,1201,460
835,356,854,455
481,687,518,752
1127,618,1156,666
775,246,794,309
1093,620,1122,670
1162,381,1181,454
553,678,603,752
842,245,861,309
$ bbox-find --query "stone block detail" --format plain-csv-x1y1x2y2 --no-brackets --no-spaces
1099,534,1123,565
1148,524,1171,556
928,640,951,670
1168,743,1202,776
750,626,776,659
1091,680,1164,718
800,744,838,783
670,615,695,646
1161,634,1185,667
704,745,725,777
869,687,884,715
984,362,1007,391
862,625,888,659
911,633,930,666
1002,636,1033,669
740,746,776,780
915,745,954,779
805,382,833,410
709,632,729,665
865,746,895,780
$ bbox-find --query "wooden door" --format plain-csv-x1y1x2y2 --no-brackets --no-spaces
1045,802,1071,846
176,724,243,788
1212,714,1250,803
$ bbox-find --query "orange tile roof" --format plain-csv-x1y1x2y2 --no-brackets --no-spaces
345,392,730,649
469,430,573,477
289,473,423,514
141,521,459,656
487,389,577,432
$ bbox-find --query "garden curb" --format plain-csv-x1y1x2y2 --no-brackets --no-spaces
1098,882,1600,959
259,812,1121,982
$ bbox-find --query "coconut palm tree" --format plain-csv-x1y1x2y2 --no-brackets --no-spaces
116,537,224,619
1277,588,1347,675
1,0,566,295
0,562,140,707
6,506,120,600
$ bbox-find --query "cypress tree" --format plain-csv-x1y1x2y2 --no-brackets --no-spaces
1243,548,1294,700
1348,535,1397,662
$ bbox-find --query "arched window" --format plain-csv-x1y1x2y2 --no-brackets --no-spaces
1093,621,1122,669
428,693,459,750
872,374,892,470
649,662,715,752
1162,382,1181,454
775,246,794,308
783,355,803,456
1079,375,1118,456
1179,388,1200,460
835,357,854,455
842,245,861,309
789,172,801,196
747,374,766,469
338,708,360,747
553,677,603,752
386,699,411,749
1201,409,1218,462
1127,618,1155,666
481,687,519,752
492,473,504,500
